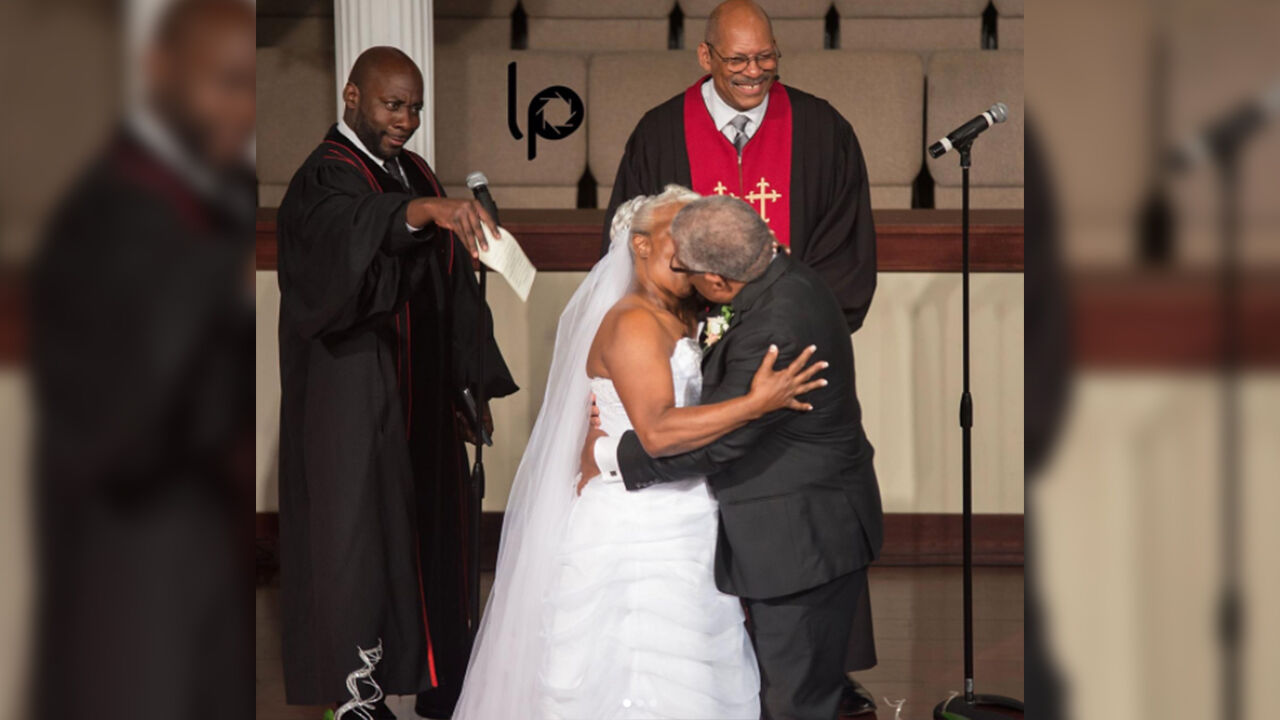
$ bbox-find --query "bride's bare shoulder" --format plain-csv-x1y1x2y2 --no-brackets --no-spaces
589,298,662,377
591,298,676,367
599,298,667,340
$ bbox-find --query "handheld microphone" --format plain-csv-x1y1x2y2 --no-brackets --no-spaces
459,387,493,447
928,102,1009,158
466,171,500,225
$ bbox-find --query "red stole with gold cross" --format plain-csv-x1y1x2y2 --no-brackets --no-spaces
683,76,793,247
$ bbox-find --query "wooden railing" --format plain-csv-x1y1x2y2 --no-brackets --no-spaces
7,210,1280,368
255,207,1026,273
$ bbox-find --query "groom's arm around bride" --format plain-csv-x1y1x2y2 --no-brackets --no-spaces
587,196,882,599
596,246,883,600
584,195,883,720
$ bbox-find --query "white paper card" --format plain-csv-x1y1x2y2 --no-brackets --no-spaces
478,224,537,302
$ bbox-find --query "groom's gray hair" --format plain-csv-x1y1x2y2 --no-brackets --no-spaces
670,196,774,282
630,184,701,239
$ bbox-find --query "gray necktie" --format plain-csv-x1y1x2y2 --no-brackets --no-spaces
729,114,751,155
383,158,409,191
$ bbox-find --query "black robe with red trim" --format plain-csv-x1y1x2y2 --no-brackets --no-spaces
603,81,878,334
276,125,516,705
31,127,255,720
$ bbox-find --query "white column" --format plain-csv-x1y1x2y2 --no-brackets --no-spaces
334,0,435,164
125,0,170,105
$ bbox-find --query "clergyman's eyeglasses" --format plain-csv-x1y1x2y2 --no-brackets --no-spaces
705,43,781,73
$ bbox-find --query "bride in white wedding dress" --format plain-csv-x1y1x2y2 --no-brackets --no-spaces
451,185,824,720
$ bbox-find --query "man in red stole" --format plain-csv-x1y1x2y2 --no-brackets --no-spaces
602,1,879,714
275,47,517,719
603,0,877,339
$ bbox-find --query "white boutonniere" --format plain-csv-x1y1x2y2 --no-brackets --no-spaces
702,305,734,350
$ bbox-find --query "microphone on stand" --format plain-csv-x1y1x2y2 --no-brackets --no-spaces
926,100,1023,720
1168,81,1280,171
928,102,1009,159
466,171,501,225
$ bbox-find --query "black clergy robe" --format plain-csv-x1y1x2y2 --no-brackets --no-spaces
604,83,880,673
31,127,255,720
604,82,878,334
276,125,517,705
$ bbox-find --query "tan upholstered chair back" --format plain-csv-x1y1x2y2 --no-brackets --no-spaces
926,49,1024,208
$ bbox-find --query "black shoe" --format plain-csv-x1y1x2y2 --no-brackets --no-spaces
839,676,877,717
414,688,459,719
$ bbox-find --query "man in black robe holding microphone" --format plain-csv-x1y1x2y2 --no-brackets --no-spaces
275,46,517,719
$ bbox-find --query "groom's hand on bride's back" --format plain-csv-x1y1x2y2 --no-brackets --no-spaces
578,393,604,495
579,425,605,494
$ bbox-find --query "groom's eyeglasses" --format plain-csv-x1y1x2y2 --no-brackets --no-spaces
670,255,713,277
669,255,748,283
670,242,779,283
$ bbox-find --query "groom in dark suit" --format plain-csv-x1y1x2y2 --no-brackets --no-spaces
583,195,883,720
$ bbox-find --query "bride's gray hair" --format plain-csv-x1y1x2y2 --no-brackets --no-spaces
608,194,650,250
630,184,701,240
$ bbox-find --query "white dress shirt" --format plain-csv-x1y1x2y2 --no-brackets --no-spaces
593,432,624,484
128,105,220,201
701,78,770,147
336,120,422,232
337,119,401,179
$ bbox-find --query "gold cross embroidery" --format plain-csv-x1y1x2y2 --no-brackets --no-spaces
712,181,732,196
744,177,781,223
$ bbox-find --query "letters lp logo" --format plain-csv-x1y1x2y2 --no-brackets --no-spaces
507,61,583,161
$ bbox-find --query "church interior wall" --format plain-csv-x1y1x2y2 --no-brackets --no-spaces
251,0,1028,516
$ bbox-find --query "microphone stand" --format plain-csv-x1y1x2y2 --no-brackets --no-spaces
1215,134,1242,720
933,140,1025,720
1158,92,1266,720
468,265,487,644
1195,112,1248,720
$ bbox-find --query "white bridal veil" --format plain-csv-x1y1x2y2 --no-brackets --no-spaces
450,196,646,718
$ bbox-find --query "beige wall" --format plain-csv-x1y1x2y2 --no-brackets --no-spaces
0,371,33,720
1035,374,1280,719
256,270,1025,515
255,274,283,511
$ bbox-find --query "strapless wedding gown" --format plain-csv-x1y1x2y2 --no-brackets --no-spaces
537,337,760,720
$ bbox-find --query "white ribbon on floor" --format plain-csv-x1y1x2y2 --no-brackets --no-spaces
334,639,384,720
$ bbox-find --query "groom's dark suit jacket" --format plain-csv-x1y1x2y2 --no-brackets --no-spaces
617,253,883,600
